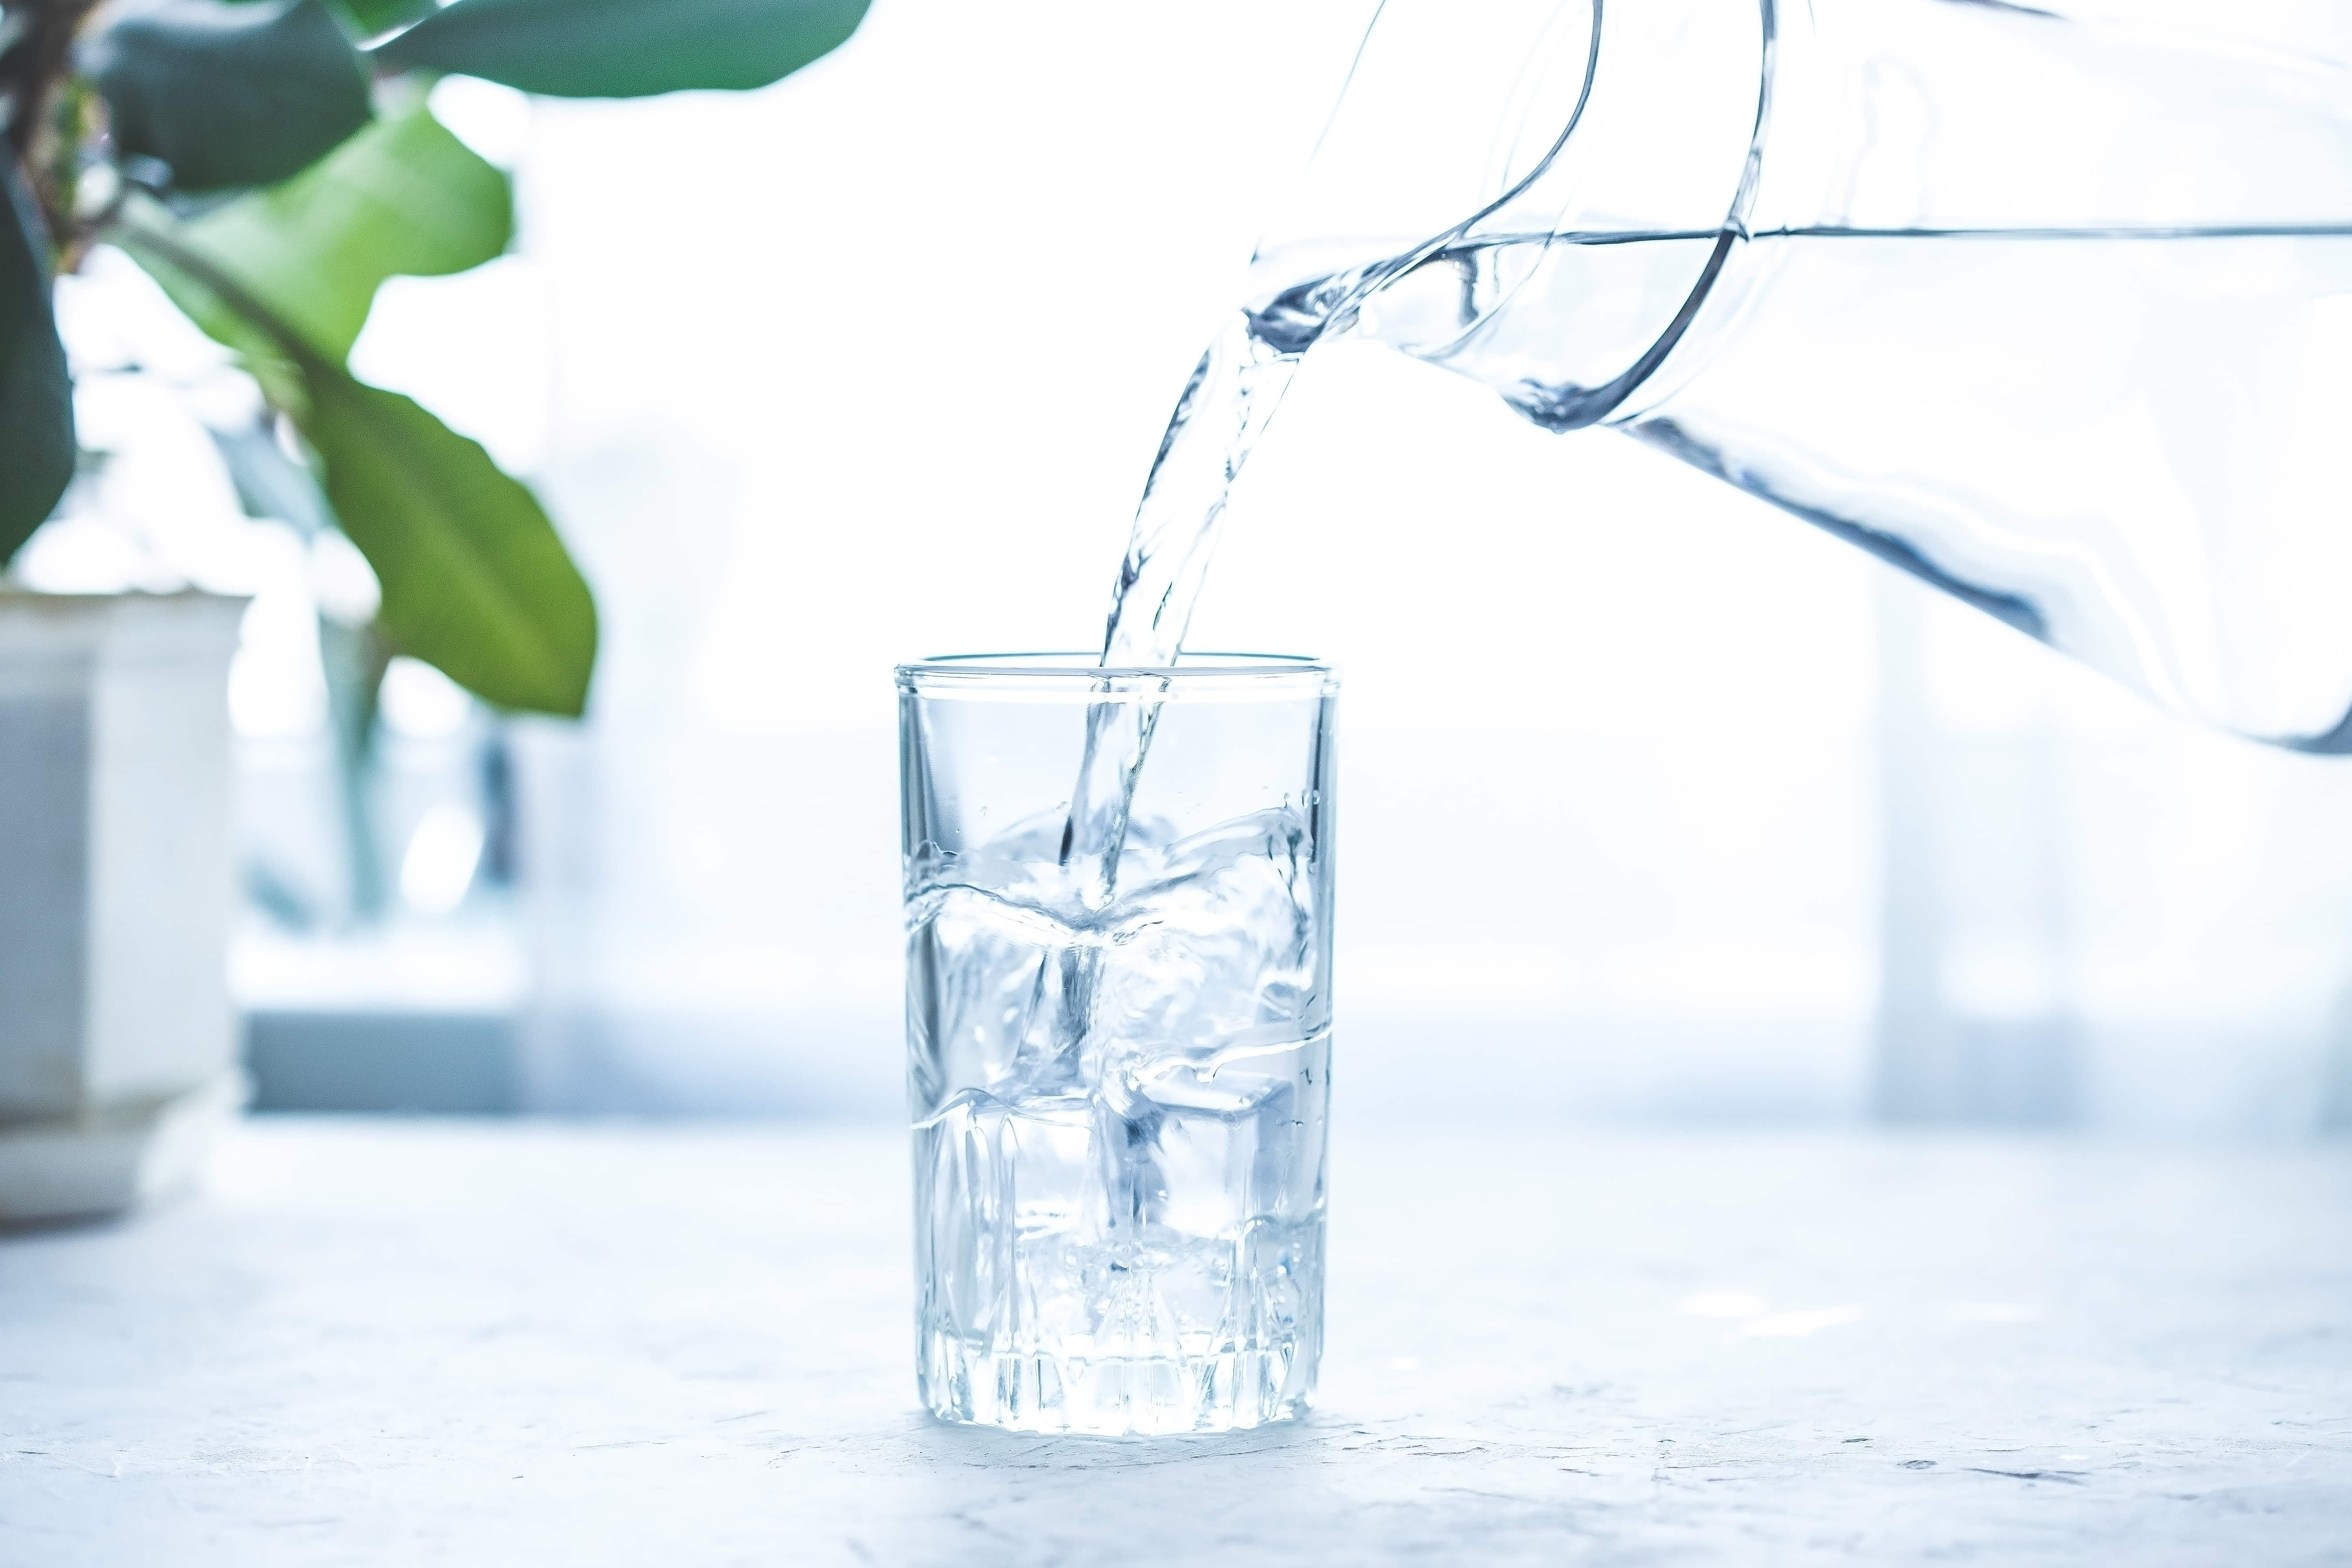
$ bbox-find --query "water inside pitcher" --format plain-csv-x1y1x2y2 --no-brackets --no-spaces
1254,0,2352,748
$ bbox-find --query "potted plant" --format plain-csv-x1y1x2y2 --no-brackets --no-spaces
0,0,867,1219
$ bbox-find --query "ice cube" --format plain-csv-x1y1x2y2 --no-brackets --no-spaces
1079,1074,1321,1358
1145,1095,1281,1240
1090,818,1322,1062
916,1090,1101,1353
907,884,1096,1110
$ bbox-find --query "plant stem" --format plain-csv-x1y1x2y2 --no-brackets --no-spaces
1,0,104,242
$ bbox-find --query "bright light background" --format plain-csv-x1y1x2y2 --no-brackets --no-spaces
351,0,2352,1131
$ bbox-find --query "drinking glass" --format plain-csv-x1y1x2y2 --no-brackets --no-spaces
898,653,1337,1436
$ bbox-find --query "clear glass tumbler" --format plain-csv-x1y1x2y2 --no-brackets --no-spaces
899,653,1338,1436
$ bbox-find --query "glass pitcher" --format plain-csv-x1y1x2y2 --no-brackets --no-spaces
1248,0,2352,748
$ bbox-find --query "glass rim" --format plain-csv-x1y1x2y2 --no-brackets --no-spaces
896,650,1337,698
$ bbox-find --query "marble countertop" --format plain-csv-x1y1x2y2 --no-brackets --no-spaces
3,1119,2348,1565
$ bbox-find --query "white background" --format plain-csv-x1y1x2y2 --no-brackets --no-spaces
351,0,2352,1131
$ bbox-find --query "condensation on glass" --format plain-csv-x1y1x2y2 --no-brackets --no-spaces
898,654,1338,1437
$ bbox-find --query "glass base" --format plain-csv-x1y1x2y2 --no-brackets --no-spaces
920,1333,1314,1437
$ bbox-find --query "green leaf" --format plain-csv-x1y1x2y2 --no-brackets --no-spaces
0,163,73,566
301,365,596,716
114,105,511,371
112,197,592,717
84,0,373,192
372,0,867,98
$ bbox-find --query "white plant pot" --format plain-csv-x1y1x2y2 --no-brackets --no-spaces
0,589,246,1221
